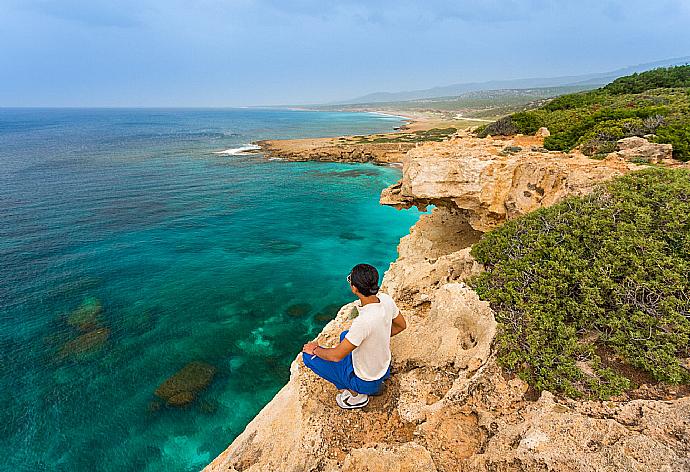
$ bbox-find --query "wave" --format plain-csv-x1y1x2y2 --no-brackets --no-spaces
213,144,261,155
366,111,411,120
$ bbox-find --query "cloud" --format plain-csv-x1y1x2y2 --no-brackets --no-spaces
254,0,540,23
18,0,145,28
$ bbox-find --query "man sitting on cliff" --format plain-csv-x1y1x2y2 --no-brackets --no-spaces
302,264,407,409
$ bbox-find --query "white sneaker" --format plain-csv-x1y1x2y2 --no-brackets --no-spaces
336,390,369,409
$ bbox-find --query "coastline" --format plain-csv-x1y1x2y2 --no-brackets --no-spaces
206,116,690,471
254,109,468,164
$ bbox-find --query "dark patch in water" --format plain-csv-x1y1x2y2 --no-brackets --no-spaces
286,303,312,317
339,232,364,241
262,239,302,254
314,303,344,322
312,168,380,178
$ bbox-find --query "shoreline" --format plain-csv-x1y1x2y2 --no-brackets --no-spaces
206,113,690,472
252,109,467,164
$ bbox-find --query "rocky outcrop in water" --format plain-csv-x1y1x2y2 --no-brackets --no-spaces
59,297,110,358
66,297,103,332
60,327,110,357
155,361,216,407
205,133,689,472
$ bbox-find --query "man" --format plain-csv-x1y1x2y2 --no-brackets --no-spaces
302,263,407,409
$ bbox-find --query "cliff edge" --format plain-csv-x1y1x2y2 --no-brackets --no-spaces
205,133,689,472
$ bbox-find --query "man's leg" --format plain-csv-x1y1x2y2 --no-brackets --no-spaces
302,352,350,391
336,330,359,395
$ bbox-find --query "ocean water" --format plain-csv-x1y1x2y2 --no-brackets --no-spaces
0,108,421,471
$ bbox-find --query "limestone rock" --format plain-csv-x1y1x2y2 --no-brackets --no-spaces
468,391,690,471
381,206,483,306
535,127,551,137
340,443,437,472
612,136,673,163
391,283,496,372
155,361,216,407
257,138,415,164
381,135,632,232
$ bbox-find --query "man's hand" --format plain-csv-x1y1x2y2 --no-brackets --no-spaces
302,342,318,355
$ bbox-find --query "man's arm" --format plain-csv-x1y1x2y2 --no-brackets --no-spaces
302,338,357,362
391,312,406,337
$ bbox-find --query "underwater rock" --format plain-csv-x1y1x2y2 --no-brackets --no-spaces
66,297,103,332
314,303,344,322
60,327,110,357
199,399,219,415
286,303,312,317
339,232,364,241
168,391,195,407
155,361,216,407
263,240,302,254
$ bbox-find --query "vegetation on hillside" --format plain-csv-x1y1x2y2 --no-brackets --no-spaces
351,127,457,144
471,168,690,399
476,66,690,161
314,85,596,120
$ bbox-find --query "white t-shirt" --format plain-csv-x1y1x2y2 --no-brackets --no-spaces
345,292,399,381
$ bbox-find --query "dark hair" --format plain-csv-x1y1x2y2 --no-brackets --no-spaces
349,263,379,296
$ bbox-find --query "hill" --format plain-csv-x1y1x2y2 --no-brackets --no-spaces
338,56,690,104
477,65,690,161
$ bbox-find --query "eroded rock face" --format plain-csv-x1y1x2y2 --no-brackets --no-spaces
381,206,483,306
468,391,690,471
338,442,437,472
382,134,633,232
155,361,216,407
612,136,674,163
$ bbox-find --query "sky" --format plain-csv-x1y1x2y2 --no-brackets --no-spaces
0,0,688,107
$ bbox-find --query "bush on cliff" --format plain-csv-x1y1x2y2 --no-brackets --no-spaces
604,65,690,94
471,168,690,399
475,66,690,161
654,118,690,160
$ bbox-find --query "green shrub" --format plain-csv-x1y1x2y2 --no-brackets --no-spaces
543,129,582,151
604,65,690,94
510,112,543,134
655,119,690,161
471,168,690,399
476,116,518,137
542,90,604,111
577,118,648,156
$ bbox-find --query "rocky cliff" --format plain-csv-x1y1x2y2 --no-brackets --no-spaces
205,133,690,472
257,137,416,164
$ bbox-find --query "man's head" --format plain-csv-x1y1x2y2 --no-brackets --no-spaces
347,264,379,297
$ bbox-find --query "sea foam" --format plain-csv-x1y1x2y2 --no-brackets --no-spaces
213,144,261,155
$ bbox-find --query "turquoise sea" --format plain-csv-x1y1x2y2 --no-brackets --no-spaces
0,108,421,471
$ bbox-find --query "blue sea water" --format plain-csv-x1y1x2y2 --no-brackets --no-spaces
0,108,421,471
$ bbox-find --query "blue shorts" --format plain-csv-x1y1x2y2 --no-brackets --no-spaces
302,330,391,395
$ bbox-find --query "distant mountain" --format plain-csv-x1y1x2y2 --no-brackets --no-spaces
339,56,690,104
